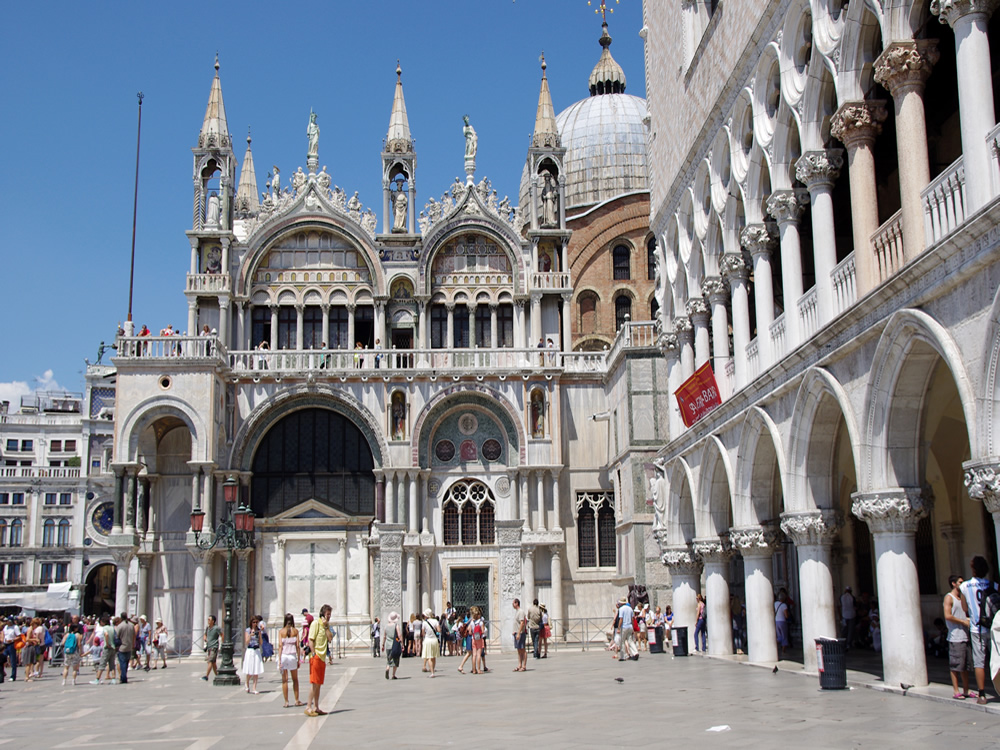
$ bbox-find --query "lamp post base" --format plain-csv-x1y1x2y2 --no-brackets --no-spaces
213,671,241,687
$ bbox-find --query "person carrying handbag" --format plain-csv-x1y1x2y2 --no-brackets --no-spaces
383,612,403,680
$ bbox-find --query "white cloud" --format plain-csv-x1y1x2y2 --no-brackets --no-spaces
0,370,64,411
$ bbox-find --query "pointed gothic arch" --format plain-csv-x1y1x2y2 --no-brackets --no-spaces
735,406,787,527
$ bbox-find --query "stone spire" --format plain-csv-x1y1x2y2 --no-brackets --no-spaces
235,129,259,216
532,55,560,149
199,54,230,148
386,61,413,153
589,22,627,96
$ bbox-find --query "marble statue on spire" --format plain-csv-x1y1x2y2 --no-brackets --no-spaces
307,110,320,172
463,115,477,178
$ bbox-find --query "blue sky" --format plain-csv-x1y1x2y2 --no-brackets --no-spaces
0,0,645,405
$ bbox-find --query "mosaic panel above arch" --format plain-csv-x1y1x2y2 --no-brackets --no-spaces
416,391,520,469
253,229,373,286
431,233,513,289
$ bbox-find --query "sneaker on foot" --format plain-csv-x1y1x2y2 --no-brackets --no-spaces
978,694,988,705
201,675,209,681
89,679,101,685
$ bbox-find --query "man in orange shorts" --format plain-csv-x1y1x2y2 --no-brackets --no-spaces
306,604,333,717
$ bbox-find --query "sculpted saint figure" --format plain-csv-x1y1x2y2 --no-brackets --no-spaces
463,115,477,159
206,192,220,227
541,172,558,227
348,191,362,215
293,167,307,193
393,190,408,232
272,166,281,197
307,111,320,158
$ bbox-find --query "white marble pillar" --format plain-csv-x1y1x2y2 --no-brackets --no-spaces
675,316,695,381
520,471,530,527
663,547,701,655
796,150,844,326
347,304,356,348
269,305,279,351
359,538,370,617
731,526,779,663
468,305,476,348
321,303,330,348
721,253,751,389
550,469,562,530
530,294,542,347
418,474,428,535
420,551,432,613
490,303,498,349
112,467,125,534
338,538,349,618
191,550,207,652
218,299,230,350
386,471,397,525
445,303,455,348
933,0,997,211
780,510,841,672
515,299,527,349
417,301,427,349
113,549,132,616
560,293,572,352
535,470,546,531
740,224,777,367
766,189,809,351
522,546,536,604
831,101,888,296
136,554,151,624
205,554,215,624
703,278,730,386
275,538,287,621
408,472,418,534
187,300,198,341
660,334,682,436
874,41,938,259
694,539,733,656
406,550,418,618
687,299,711,368
852,489,932,687
550,547,563,639
237,302,247,350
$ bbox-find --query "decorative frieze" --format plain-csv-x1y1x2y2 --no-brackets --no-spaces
851,488,933,534
739,223,777,257
964,461,1000,513
795,149,844,190
830,101,888,147
779,509,842,546
766,189,810,225
873,41,940,95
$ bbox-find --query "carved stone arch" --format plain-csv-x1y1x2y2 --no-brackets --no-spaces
677,189,696,266
735,406,787,527
412,385,525,470
709,128,733,215
666,456,697,546
196,154,224,179
979,282,1000,456
301,285,325,305
752,42,783,148
276,288,299,306
799,51,840,150
388,273,415,298
837,0,886,101
573,334,613,352
729,88,757,186
883,0,932,43
778,0,814,108
692,159,713,242
744,144,773,224
117,396,206,466
772,102,804,189
230,385,388,472
384,159,411,183
419,219,526,296
696,435,735,538
238,218,386,298
704,212,724,277
862,308,978,491
787,366,863,513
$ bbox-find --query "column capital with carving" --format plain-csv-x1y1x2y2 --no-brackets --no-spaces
831,101,888,148
739,223,777,258
931,0,999,27
795,149,844,190
686,297,710,321
874,40,940,96
692,537,732,563
766,189,810,225
658,332,679,359
729,524,780,554
779,509,842,546
964,460,1000,513
721,252,751,284
702,276,729,304
662,545,703,576
851,488,933,534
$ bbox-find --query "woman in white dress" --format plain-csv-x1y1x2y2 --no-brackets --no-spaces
242,614,265,693
277,613,304,708
421,608,441,678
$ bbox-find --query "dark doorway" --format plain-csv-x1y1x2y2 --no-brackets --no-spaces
451,568,490,623
84,563,116,617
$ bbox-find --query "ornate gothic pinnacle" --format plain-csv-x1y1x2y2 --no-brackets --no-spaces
766,189,810,224
931,0,999,27
721,252,751,283
851,488,933,534
873,41,940,95
795,149,844,189
830,101,888,147
739,223,776,257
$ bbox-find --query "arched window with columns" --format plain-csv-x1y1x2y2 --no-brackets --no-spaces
613,245,631,280
441,480,497,546
576,491,615,568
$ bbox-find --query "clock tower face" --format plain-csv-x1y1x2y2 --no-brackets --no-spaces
91,502,114,535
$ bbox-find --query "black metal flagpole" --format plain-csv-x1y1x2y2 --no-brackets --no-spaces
126,92,144,331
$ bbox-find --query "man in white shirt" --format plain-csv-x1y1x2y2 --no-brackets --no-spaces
2,619,19,681
617,597,636,662
959,555,998,705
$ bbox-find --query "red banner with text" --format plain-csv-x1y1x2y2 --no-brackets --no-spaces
675,361,722,427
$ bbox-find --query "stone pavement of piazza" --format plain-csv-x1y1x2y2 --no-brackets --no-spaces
0,651,999,748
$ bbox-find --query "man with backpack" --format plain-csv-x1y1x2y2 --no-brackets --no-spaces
61,623,82,686
959,555,998,705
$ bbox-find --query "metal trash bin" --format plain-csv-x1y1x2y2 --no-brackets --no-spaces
815,637,847,689
672,626,689,657
649,625,664,654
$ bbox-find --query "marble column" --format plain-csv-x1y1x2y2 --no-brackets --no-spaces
561,293,573,352
205,553,215,624
359,537,370,617
963,460,1000,557
419,473,430,535
660,333,682,436
218,298,230,350
112,466,124,534
740,224,777,367
321,303,330,348
730,526,779,663
337,538,349,618
136,477,150,536
535,470,546,531
125,468,138,534
187,300,198,339
497,520,525,649
191,548,208,652
408,472,418,534
271,537,286,622
550,468,562,530
417,301,427,349
675,316,695,381
445,302,455,348
933,0,997,211
269,305,279,351
694,538,733,656
766,189,810,351
468,305,476,348
386,471,397,525
420,551,432,613
489,302,498,349
549,547,563,639
530,293,542,347
721,252,752,388
520,471,530,528
235,549,251,648
136,554,152,624
874,40,939,259
522,546,536,605
852,489,932,687
378,527,405,625
780,510,842,672
514,299,527,349
113,548,133,616
703,277,730,385
687,298,711,368
831,101,888,295
406,550,418,618
663,546,702,655
795,150,844,325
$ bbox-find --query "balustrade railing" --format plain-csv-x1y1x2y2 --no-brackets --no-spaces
0,467,80,479
115,336,223,360
562,351,607,372
871,210,904,283
798,287,818,341
922,155,966,245
606,320,659,365
185,273,231,293
746,338,760,381
723,358,735,397
768,313,786,361
832,252,857,315
530,271,571,290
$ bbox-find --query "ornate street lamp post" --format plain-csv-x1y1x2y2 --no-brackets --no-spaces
191,475,255,686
